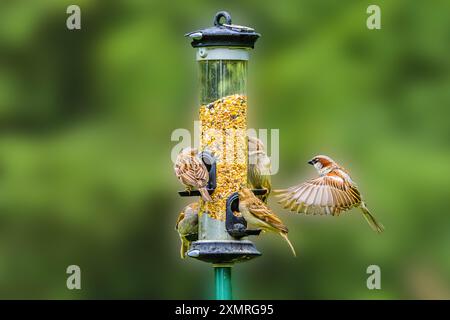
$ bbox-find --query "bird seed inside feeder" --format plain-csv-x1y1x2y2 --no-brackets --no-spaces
199,94,248,220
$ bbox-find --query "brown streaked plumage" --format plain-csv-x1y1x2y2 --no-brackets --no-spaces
174,147,212,202
238,188,296,256
275,155,384,233
175,202,199,259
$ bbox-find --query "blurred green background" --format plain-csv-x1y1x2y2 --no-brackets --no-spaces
0,0,449,299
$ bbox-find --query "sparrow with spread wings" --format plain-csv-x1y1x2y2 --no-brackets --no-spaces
239,188,296,256
174,147,212,202
275,155,384,233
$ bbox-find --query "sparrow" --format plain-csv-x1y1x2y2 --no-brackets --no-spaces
275,155,384,233
247,136,272,203
238,188,296,256
174,147,212,202
175,202,199,259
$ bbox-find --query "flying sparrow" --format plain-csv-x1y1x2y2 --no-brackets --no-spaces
174,147,212,202
175,202,199,259
238,188,296,256
275,155,384,233
248,136,272,203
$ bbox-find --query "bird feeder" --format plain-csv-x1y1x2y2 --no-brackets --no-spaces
182,11,263,299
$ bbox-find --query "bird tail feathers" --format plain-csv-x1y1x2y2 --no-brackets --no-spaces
199,187,212,202
180,237,189,259
360,202,384,233
272,189,287,195
280,232,297,257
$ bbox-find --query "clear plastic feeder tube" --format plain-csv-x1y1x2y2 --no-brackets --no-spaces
198,49,248,105
186,11,261,263
198,48,249,238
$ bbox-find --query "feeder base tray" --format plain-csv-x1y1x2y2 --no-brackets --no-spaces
187,240,261,264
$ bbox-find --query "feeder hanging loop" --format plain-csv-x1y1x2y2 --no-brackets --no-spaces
214,11,232,26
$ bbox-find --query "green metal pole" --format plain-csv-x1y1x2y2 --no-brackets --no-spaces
214,266,232,300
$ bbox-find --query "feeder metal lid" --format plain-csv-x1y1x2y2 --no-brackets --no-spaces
186,11,260,48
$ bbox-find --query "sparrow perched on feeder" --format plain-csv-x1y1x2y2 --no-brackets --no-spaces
275,155,384,233
175,202,199,259
247,136,272,203
174,147,212,202
238,188,296,256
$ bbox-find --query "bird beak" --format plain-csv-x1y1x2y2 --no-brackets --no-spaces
308,160,314,165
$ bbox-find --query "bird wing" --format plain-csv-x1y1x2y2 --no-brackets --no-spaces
194,158,209,182
275,172,361,215
259,155,272,195
175,161,198,186
175,211,185,230
248,152,272,188
247,198,288,233
258,152,272,176
175,156,209,188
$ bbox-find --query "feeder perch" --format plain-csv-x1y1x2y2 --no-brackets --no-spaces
182,11,261,299
226,191,263,239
